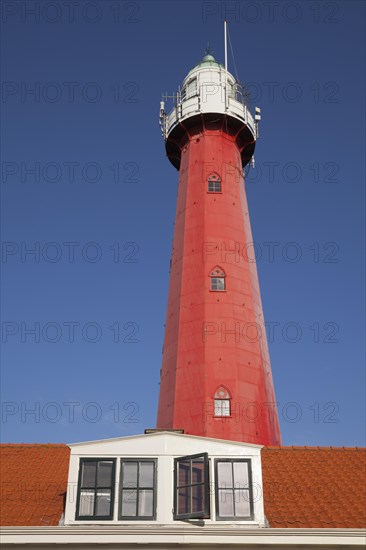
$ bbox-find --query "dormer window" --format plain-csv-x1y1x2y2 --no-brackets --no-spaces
76,458,116,520
174,453,210,520
210,266,226,291
119,459,157,520
215,459,254,520
208,173,221,193
214,386,231,417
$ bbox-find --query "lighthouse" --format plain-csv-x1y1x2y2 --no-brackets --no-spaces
157,44,281,446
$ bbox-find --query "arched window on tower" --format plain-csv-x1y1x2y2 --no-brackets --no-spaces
214,386,231,417
207,173,221,193
210,266,226,291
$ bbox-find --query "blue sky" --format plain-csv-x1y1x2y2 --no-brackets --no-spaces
1,0,365,446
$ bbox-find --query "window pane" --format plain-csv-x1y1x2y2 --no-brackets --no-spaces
96,489,111,516
177,487,190,515
175,454,208,518
233,462,249,487
138,489,154,517
222,400,230,416
178,460,190,487
217,462,233,488
208,178,221,193
97,461,113,487
211,277,225,291
81,461,96,488
123,462,138,487
79,490,94,516
216,461,252,519
139,462,154,488
120,461,156,519
214,399,230,416
192,484,205,513
121,489,137,516
217,278,225,290
235,489,251,517
186,78,197,98
214,400,221,416
191,459,204,484
218,489,234,517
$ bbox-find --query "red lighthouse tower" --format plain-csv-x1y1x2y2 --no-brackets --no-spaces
157,50,281,446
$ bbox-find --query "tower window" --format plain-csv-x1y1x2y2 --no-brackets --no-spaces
119,459,157,520
76,458,116,520
210,266,226,291
174,453,210,520
184,77,197,100
208,173,221,193
215,459,254,520
214,386,231,417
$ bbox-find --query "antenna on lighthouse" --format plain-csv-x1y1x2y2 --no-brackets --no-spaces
224,19,228,110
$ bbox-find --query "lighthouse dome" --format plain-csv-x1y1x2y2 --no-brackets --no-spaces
187,53,225,74
184,53,227,82
202,53,215,62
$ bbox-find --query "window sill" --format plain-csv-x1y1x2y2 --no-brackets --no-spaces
209,290,227,293
215,516,255,522
68,518,260,526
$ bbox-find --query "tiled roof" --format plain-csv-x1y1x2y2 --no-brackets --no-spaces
0,443,365,527
262,446,366,528
0,444,70,526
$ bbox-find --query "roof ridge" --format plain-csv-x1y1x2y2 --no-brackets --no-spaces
1,443,365,450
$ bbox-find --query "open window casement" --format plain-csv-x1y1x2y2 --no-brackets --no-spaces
174,452,210,520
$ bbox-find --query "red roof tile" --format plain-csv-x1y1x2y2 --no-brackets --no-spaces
0,444,365,527
0,444,70,526
261,446,366,528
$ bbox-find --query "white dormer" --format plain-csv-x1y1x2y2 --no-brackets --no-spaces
64,431,265,527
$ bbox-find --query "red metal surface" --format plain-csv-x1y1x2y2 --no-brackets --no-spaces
157,129,281,445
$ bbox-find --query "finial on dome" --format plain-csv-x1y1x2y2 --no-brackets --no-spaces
202,43,215,62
